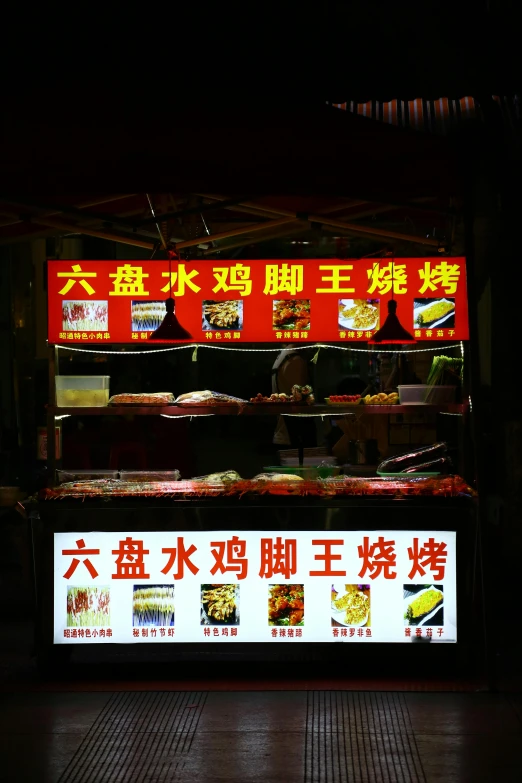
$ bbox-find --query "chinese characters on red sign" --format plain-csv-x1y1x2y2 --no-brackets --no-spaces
48,258,469,344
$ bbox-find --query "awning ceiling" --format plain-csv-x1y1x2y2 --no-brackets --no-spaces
1,104,460,202
0,191,457,259
0,97,465,257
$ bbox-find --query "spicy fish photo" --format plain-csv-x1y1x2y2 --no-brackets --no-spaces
331,584,371,627
338,299,379,332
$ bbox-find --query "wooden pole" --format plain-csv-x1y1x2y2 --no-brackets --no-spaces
47,345,58,487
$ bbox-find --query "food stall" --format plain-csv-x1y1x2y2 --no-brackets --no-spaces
31,255,481,677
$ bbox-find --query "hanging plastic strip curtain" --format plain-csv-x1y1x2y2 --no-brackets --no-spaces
329,96,521,136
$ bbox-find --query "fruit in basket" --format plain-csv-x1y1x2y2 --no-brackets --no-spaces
363,392,399,404
327,394,361,404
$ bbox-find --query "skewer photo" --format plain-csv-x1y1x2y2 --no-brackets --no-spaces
132,585,175,627
66,586,110,627
62,300,108,332
131,300,167,332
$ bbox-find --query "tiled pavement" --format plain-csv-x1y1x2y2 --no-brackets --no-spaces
0,689,522,782
1,622,522,782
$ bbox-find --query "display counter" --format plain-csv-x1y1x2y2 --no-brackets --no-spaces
32,474,479,677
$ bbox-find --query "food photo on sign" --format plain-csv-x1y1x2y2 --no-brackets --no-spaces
331,584,371,628
338,299,380,332
132,585,175,627
403,584,444,627
272,299,310,330
202,300,243,330
62,300,109,331
200,584,240,625
66,586,111,627
413,298,455,329
131,301,167,332
268,584,304,626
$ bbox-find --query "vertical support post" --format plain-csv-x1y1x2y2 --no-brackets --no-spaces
47,345,58,486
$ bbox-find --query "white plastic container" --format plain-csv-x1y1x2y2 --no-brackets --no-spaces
398,384,456,404
56,470,119,483
398,385,429,404
56,375,110,407
119,470,181,481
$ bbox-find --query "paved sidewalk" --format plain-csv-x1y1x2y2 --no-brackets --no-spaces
1,688,522,782
1,620,522,781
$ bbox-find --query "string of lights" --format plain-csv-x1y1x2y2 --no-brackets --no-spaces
54,342,464,356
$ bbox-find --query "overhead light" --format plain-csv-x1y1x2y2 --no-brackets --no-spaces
149,249,192,341
368,299,416,345
368,252,416,345
149,297,192,341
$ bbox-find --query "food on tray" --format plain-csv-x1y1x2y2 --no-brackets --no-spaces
326,394,361,404
291,384,315,403
201,584,238,623
405,588,443,623
203,300,240,328
268,584,304,626
272,299,310,330
57,389,110,406
253,472,304,481
415,300,455,326
175,390,247,405
340,300,377,329
249,384,314,404
332,585,369,625
377,442,447,473
192,470,242,483
40,473,476,500
363,392,399,405
108,392,175,405
250,392,291,403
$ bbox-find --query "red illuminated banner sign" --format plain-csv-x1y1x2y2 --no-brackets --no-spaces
47,258,469,344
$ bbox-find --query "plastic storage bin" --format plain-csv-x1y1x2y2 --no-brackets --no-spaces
398,384,456,404
119,470,181,481
398,385,429,404
56,470,119,483
56,376,110,407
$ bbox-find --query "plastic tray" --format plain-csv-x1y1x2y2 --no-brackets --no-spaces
56,470,119,483
264,465,341,479
119,470,181,481
377,471,440,477
324,398,362,406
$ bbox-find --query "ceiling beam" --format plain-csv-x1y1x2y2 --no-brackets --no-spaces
136,195,252,226
202,226,311,255
0,195,144,231
187,196,443,249
30,218,156,250
171,201,359,250
196,193,444,218
173,217,299,250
